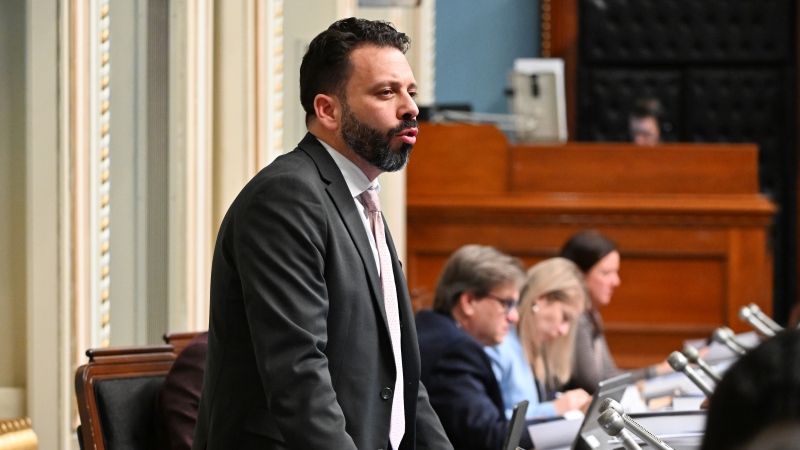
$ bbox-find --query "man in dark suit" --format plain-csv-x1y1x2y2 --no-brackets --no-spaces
191,18,451,450
416,245,533,450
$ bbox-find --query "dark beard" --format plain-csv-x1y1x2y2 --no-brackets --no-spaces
341,103,417,173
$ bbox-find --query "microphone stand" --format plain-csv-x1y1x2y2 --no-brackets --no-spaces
667,351,714,397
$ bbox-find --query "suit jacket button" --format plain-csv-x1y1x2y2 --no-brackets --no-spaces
380,387,393,400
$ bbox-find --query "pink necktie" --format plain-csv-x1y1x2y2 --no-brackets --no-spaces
360,188,405,449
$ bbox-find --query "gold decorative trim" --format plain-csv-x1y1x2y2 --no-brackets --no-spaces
97,0,112,349
0,418,38,450
72,0,112,353
258,0,285,166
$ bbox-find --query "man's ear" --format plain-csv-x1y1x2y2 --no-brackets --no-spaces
457,292,476,317
313,94,340,131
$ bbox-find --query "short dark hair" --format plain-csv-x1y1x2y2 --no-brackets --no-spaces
432,245,526,314
299,18,411,123
701,329,800,450
559,230,618,273
629,97,670,139
629,98,663,121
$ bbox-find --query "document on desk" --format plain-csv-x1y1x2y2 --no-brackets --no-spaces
526,410,583,450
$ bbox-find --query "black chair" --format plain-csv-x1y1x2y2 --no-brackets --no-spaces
75,345,176,450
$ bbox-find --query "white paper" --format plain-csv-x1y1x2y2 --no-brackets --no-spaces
526,415,583,450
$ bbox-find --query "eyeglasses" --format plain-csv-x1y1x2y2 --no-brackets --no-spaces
481,294,519,316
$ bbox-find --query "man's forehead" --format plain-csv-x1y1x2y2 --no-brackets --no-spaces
349,45,410,72
343,47,416,95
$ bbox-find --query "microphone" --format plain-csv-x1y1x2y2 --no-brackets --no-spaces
739,305,776,337
711,326,748,356
597,409,643,450
748,303,783,334
667,351,714,397
681,345,722,383
599,399,673,450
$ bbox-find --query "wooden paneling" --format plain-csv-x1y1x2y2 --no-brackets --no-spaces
511,143,760,195
607,257,725,325
406,123,775,368
407,123,509,197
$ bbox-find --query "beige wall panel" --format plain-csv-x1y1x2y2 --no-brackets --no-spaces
0,0,28,390
27,0,64,446
282,1,340,156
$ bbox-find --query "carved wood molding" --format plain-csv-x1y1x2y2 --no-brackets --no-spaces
540,0,578,138
540,0,553,57
408,198,775,228
410,214,772,228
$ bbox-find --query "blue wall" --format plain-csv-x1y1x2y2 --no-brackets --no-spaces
435,0,540,114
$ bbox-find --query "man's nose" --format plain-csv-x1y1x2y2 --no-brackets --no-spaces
399,92,419,120
507,306,519,323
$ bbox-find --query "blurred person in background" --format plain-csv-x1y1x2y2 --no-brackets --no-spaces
486,257,592,420
416,245,533,450
560,230,670,394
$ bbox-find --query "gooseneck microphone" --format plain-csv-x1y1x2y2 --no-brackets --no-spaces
667,351,714,397
681,344,722,383
711,326,748,356
597,409,643,450
739,305,776,337
748,303,783,334
599,399,673,450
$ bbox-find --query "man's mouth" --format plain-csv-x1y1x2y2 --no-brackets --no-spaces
396,127,418,145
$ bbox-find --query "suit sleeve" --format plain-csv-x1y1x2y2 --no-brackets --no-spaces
569,313,605,394
425,344,533,450
414,382,454,450
235,175,358,449
571,312,636,394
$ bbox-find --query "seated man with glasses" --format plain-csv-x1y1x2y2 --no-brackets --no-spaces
416,245,533,450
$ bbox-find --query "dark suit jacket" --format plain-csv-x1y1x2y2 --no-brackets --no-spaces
152,332,208,450
192,134,451,450
416,310,533,450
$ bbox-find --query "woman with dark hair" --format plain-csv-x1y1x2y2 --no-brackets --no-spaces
560,230,669,394
701,329,800,450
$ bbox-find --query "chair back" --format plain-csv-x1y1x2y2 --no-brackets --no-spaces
162,331,203,355
75,345,176,450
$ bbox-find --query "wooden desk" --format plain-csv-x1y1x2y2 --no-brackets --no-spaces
406,123,776,368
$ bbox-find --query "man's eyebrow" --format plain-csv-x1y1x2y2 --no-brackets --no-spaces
367,80,418,91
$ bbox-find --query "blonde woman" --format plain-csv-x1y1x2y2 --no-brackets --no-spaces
486,257,592,419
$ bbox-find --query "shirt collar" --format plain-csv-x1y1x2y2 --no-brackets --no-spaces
317,138,379,198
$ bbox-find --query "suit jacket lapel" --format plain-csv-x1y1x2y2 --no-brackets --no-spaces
297,134,388,324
